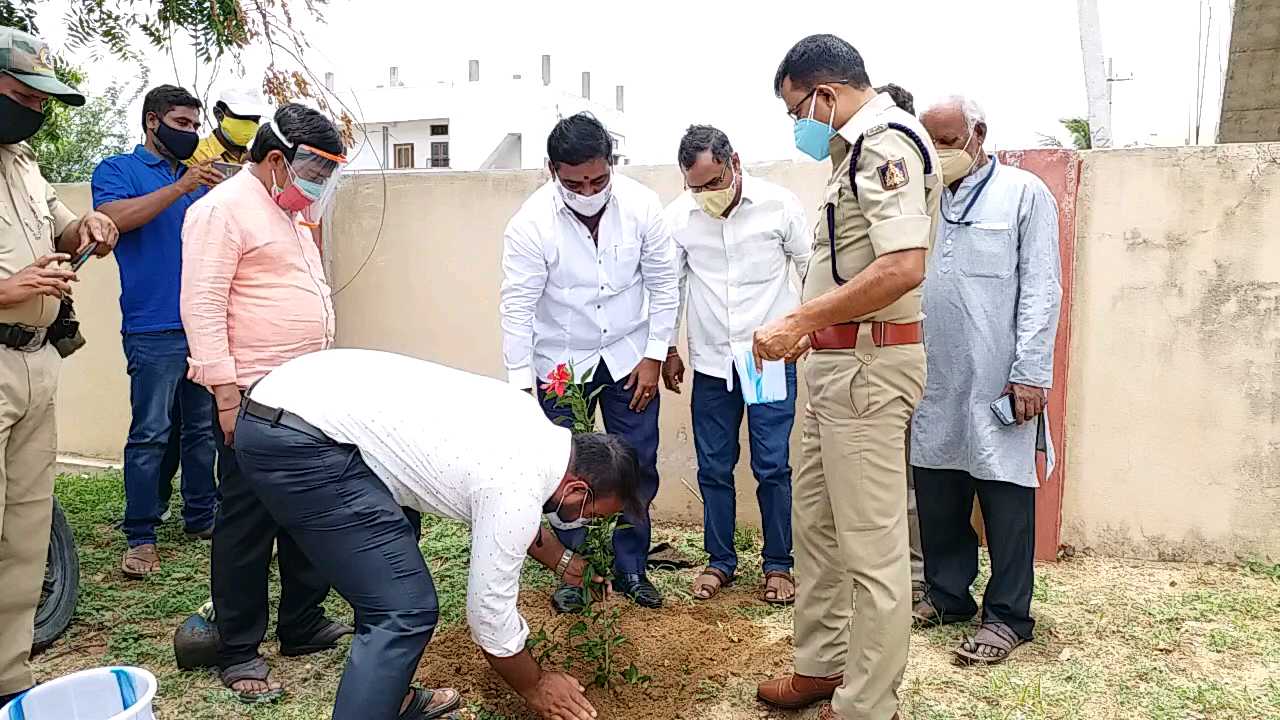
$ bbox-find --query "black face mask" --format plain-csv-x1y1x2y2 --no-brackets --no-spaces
0,95,47,145
153,119,199,161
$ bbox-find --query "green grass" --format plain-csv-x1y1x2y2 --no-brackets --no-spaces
30,471,1280,720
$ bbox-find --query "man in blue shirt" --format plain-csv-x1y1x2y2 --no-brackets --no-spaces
92,85,225,579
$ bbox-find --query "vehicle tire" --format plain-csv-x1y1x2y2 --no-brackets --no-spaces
31,499,79,655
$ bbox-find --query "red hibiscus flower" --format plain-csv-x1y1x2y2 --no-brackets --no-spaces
545,363,571,398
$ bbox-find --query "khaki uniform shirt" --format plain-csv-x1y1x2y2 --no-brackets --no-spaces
803,92,942,323
0,143,76,327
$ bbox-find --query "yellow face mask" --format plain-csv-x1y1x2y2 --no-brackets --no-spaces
220,116,259,147
692,171,738,218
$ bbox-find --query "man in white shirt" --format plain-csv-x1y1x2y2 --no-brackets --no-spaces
237,348,646,720
660,125,810,605
501,113,679,612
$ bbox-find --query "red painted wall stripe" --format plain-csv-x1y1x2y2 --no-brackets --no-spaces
998,149,1081,562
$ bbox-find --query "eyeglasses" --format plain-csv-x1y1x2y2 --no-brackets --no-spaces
786,80,850,121
686,161,733,193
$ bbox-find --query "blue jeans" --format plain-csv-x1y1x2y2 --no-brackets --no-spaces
121,330,218,546
236,415,438,720
539,363,660,575
691,365,797,577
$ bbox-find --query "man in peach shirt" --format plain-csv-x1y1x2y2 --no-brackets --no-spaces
180,103,350,702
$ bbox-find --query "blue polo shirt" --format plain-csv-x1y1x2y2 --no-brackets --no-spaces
91,145,208,335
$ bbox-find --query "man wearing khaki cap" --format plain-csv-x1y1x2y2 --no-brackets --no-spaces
0,25,119,706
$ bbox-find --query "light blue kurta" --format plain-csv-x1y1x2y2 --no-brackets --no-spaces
910,157,1062,488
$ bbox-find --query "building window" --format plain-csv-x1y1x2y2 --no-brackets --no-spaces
430,123,449,136
431,141,450,168
393,143,414,169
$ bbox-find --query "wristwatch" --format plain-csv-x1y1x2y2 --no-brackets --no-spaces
555,549,575,580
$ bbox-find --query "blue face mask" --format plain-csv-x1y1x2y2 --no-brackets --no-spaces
793,92,837,161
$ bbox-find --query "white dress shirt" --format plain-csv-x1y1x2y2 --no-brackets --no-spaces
664,175,811,384
249,348,571,657
501,173,680,389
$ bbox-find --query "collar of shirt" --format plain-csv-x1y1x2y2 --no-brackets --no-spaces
133,144,172,169
831,91,896,154
944,154,1000,211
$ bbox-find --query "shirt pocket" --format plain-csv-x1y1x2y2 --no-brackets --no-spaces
958,223,1015,279
736,231,783,286
609,242,642,290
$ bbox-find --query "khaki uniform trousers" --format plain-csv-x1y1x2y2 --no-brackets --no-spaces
792,331,925,720
0,344,59,694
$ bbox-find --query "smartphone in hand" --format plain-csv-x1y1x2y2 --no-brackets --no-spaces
990,394,1017,426
71,242,98,271
211,161,241,179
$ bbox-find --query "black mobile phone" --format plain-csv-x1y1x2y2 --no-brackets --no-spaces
71,242,98,271
990,394,1017,426
211,161,241,179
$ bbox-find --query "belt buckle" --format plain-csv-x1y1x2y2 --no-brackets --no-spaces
17,327,46,352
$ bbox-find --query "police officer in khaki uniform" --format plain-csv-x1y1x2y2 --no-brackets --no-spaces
753,35,940,720
0,26,118,706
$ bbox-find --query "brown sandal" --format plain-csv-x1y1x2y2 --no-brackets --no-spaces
691,567,732,600
953,622,1025,666
762,571,795,605
122,544,160,579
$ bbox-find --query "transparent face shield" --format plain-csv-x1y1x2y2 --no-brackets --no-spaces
267,119,346,227
288,144,346,227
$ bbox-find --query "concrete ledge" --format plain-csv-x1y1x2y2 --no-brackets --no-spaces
56,454,121,477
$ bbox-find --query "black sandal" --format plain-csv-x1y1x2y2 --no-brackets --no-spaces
400,686,462,720
279,619,354,657
220,656,284,704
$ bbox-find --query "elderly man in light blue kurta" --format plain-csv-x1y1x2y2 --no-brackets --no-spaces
909,96,1061,667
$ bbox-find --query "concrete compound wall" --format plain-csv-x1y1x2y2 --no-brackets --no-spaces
51,144,1280,562
1219,0,1280,143
1064,143,1280,562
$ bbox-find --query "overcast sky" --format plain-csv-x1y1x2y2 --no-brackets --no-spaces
35,0,1234,165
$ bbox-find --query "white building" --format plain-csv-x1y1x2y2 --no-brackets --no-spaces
335,57,628,172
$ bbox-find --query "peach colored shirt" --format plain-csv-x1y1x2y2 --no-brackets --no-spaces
180,169,335,389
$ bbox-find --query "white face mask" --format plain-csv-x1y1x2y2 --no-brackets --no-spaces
544,488,592,531
557,177,612,216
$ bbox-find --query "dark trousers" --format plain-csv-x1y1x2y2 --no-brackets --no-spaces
913,467,1036,640
236,414,438,720
121,330,218,545
539,363,659,575
691,366,796,577
211,394,332,668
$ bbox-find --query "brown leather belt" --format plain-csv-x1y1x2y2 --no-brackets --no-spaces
810,321,923,351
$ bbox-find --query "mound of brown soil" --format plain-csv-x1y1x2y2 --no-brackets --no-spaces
416,589,791,719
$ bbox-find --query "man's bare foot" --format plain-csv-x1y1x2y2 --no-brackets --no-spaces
232,677,282,697
220,657,284,703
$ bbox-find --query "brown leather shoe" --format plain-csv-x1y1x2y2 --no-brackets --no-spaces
756,672,842,709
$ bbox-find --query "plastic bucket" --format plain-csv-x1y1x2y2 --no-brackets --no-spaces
2,666,157,720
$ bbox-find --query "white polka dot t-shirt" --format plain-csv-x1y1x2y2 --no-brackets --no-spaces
250,348,571,656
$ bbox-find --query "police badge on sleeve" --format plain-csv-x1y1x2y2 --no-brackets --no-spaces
877,158,910,190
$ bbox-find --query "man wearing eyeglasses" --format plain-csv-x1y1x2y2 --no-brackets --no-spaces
661,125,809,607
753,34,941,720
909,96,1061,668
